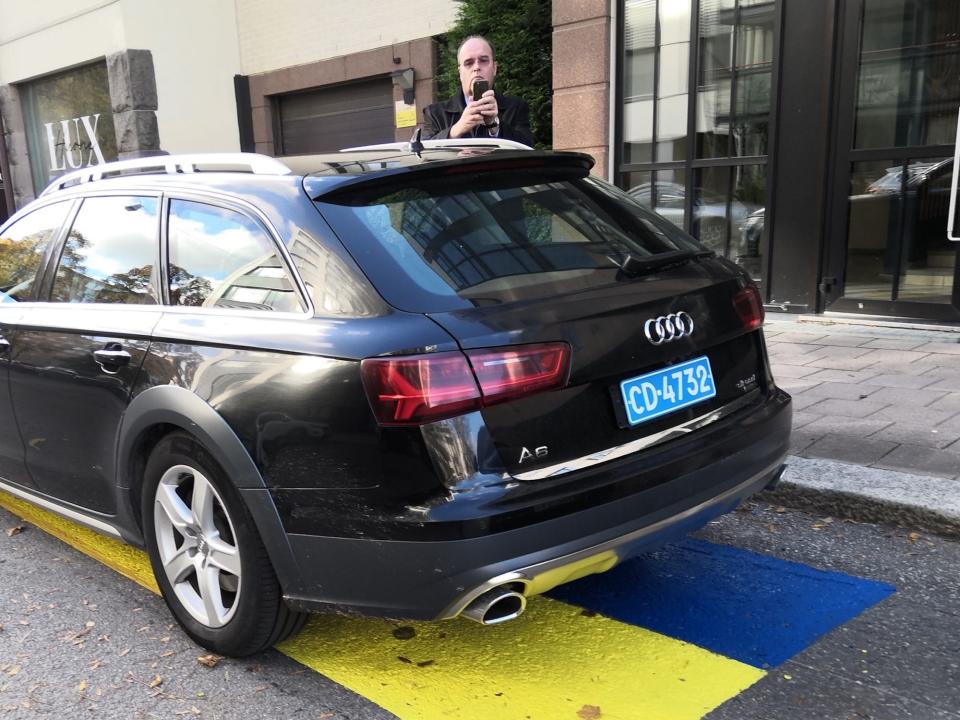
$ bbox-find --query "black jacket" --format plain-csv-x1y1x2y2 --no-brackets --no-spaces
422,92,535,147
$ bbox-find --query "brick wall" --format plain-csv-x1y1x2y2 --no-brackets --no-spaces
552,0,611,178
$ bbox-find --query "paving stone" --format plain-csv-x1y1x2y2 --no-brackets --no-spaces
860,338,927,350
862,359,944,375
800,382,881,400
789,393,826,411
929,393,960,414
803,355,878,371
865,386,948,407
769,363,823,379
872,404,958,426
926,373,960,392
857,349,933,364
801,434,897,465
804,369,881,384
788,429,820,455
807,334,878,347
770,332,828,344
873,444,960,478
858,373,940,389
774,377,820,394
766,341,828,356
796,414,893,438
791,410,820,429
869,422,960,450
807,398,890,418
915,342,960,355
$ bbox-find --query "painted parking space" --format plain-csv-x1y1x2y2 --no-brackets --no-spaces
0,490,894,719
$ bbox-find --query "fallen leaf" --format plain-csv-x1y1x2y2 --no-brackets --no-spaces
908,532,921,543
197,654,223,668
580,609,597,618
578,705,602,719
397,656,413,664
88,659,102,670
161,651,175,658
118,648,131,657
417,659,435,668
148,675,163,689
77,680,88,693
7,666,20,676
6,526,23,537
783,674,793,680
773,506,787,513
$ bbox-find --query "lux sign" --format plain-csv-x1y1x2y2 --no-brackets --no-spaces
44,114,106,170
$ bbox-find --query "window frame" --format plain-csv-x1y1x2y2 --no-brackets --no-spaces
160,191,313,318
47,193,163,306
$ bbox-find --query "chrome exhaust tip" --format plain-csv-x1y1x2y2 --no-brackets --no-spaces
460,586,527,625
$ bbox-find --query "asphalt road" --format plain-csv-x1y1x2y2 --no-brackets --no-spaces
0,498,956,720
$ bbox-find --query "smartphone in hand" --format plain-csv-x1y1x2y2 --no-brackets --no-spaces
471,79,489,101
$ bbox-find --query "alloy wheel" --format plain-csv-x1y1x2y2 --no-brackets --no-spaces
153,464,242,628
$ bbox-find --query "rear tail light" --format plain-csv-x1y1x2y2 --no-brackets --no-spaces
466,343,571,407
733,284,765,330
361,342,571,426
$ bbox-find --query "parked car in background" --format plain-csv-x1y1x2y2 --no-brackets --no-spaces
0,144,791,656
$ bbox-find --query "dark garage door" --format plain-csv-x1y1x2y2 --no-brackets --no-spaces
276,77,394,154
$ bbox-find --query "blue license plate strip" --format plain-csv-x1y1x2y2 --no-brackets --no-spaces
619,356,717,427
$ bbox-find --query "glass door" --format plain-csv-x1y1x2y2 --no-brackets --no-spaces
825,0,960,319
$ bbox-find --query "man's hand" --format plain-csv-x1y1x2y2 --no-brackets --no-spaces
451,90,499,138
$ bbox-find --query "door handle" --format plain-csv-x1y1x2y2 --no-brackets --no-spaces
93,346,131,368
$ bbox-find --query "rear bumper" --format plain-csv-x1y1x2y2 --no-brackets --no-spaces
280,388,791,619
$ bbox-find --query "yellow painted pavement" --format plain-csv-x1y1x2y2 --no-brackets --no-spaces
0,490,765,719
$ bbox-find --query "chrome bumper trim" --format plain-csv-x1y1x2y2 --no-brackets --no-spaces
440,457,782,620
514,391,759,481
0,479,123,539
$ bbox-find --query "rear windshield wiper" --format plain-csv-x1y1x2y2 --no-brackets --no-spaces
615,249,712,277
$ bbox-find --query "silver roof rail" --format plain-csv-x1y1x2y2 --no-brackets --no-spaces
40,153,292,196
340,138,533,153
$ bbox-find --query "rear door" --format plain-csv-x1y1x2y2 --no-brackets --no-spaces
0,200,75,489
8,194,161,513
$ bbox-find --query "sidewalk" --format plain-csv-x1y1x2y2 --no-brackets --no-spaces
761,314,960,536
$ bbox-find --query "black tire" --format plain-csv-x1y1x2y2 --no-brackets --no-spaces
141,431,306,656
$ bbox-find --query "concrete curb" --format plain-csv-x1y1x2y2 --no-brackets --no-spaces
761,456,960,538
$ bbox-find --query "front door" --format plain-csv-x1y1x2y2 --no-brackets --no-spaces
8,195,161,514
824,0,960,320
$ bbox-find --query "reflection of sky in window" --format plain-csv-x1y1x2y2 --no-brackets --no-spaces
169,201,271,283
69,196,158,279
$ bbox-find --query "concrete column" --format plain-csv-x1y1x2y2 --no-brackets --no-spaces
106,49,164,159
552,0,612,178
0,84,37,208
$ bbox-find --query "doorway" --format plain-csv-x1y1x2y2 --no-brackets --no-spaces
824,0,960,320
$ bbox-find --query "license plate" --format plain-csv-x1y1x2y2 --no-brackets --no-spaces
619,356,716,427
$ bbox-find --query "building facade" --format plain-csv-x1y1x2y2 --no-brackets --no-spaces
1,0,957,322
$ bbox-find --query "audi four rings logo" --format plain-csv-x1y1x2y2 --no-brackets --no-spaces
643,312,695,345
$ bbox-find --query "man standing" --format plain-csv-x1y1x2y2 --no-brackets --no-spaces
422,35,535,147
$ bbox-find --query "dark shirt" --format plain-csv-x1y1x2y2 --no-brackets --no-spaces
421,92,535,147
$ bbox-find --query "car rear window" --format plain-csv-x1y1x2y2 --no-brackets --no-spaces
314,170,704,313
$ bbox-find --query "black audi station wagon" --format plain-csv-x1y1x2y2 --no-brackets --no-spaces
0,144,791,656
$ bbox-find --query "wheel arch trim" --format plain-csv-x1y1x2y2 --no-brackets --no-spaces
115,385,303,593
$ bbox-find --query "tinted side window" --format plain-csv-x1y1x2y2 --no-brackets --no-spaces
0,202,71,302
167,200,304,312
52,196,159,304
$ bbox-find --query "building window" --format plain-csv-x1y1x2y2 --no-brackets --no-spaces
618,0,778,288
18,62,118,195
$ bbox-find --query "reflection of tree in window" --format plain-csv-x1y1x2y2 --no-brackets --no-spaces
169,264,214,307
0,235,47,295
94,265,154,303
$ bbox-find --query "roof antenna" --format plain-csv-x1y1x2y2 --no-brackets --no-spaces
409,127,424,157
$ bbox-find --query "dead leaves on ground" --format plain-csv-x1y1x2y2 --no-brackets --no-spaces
197,654,223,668
5,525,23,537
578,705,602,719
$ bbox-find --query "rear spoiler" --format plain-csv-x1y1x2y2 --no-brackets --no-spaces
311,151,595,204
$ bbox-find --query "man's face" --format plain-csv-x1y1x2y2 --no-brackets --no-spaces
458,38,497,100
